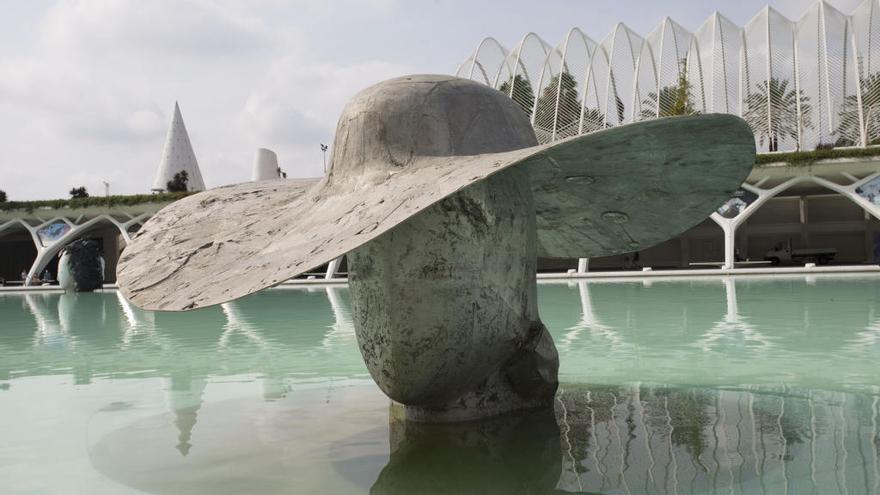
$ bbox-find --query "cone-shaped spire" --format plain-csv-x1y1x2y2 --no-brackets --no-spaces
152,102,206,192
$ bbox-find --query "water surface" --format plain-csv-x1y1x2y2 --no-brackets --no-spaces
1,276,878,494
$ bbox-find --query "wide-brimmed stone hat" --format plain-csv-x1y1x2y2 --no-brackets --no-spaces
118,74,755,311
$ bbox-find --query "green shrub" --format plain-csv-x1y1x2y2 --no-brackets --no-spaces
0,192,193,213
756,146,880,168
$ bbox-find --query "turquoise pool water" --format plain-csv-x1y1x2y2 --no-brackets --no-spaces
1,276,879,494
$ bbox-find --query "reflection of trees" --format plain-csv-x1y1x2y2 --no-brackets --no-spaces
744,78,812,151
553,384,839,494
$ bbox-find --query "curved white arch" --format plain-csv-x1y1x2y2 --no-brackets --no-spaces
457,1,880,152
711,170,880,268
24,213,148,286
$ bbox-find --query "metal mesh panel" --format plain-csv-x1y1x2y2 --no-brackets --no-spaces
500,33,553,134
602,24,643,127
852,0,880,145
643,19,695,120
455,37,509,87
457,1,878,151
693,14,742,115
633,40,658,121
583,45,610,134
551,29,598,141
532,46,564,144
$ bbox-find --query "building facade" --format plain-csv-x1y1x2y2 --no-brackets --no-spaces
456,0,880,270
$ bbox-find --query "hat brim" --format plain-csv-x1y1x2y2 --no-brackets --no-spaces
118,114,754,311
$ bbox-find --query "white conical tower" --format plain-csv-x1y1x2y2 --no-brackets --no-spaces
152,102,206,192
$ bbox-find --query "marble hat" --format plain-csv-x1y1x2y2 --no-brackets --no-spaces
118,74,755,311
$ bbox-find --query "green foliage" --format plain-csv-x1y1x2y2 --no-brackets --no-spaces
835,72,880,147
166,170,190,193
640,63,698,119
744,78,812,152
69,186,89,199
530,70,604,138
498,74,535,117
0,190,6,203
755,145,880,167
0,192,192,212
534,70,580,132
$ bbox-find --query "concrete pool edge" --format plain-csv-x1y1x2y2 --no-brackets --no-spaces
2,263,879,294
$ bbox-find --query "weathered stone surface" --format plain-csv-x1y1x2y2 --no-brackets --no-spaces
115,74,755,423
348,167,558,421
117,75,754,312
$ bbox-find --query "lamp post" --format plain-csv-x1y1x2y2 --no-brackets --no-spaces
320,144,328,174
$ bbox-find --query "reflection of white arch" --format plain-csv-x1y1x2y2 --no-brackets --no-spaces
322,286,354,349
115,291,168,350
23,293,72,349
560,281,623,351
693,278,774,352
218,301,269,350
712,170,880,268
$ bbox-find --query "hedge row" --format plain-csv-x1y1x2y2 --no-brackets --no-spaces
755,146,880,167
3,147,880,211
0,192,193,212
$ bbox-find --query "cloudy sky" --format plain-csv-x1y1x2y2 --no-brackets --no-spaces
0,0,863,200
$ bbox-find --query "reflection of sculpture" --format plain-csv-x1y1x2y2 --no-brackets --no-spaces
118,75,755,421
372,406,574,495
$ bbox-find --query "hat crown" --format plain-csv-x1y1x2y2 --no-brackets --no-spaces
328,75,538,178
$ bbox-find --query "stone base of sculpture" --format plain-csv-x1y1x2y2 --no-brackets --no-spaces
348,168,559,422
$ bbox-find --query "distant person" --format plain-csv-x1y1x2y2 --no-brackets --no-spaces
42,269,51,282
20,269,27,283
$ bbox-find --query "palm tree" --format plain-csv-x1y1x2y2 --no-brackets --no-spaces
743,78,812,152
498,74,535,118
835,72,880,147
640,69,699,120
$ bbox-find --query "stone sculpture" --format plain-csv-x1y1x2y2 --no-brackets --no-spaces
118,75,755,421
58,239,105,292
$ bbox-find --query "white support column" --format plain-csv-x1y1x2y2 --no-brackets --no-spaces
577,257,589,273
325,256,343,280
722,222,736,270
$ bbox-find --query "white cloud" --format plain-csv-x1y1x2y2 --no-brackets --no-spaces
240,58,408,145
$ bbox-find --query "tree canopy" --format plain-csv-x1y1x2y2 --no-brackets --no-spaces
0,190,6,203
835,72,880,147
69,187,89,199
743,78,812,152
166,170,190,193
640,67,698,120
498,74,535,117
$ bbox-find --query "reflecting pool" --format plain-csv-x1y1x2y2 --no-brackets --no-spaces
1,276,879,494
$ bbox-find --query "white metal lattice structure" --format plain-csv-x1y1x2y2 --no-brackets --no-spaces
456,0,880,151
